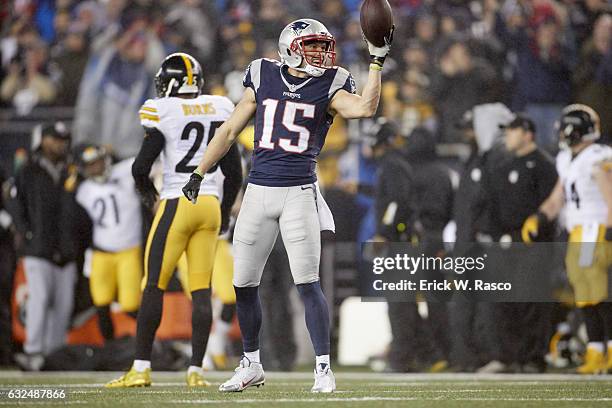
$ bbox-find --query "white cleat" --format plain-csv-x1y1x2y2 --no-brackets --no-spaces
218,356,265,392
311,364,336,393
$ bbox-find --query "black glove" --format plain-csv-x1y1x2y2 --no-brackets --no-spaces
182,172,203,204
522,211,550,243
135,177,158,209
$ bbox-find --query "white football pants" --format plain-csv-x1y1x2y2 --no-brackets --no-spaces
232,183,321,287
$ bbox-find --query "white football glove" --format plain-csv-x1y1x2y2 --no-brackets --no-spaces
364,25,394,68
367,38,391,58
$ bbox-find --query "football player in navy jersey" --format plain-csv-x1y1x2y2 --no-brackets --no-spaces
183,18,393,392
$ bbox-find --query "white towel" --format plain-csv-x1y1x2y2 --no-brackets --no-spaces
315,182,335,233
578,223,599,268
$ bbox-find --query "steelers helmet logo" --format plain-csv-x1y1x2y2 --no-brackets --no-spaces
508,170,519,184
290,21,311,35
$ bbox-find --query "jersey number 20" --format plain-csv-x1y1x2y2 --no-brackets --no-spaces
259,99,315,153
176,121,223,173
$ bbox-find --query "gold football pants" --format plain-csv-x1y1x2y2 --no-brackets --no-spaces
143,196,220,292
89,246,142,312
177,238,236,303
566,225,612,307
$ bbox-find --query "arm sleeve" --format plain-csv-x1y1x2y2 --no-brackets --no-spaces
60,184,92,262
132,127,165,186
218,144,243,218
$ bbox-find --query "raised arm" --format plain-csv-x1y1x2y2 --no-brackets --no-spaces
330,69,381,119
329,28,393,119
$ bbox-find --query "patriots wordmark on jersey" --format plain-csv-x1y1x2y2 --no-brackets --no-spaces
139,94,234,199
242,58,356,187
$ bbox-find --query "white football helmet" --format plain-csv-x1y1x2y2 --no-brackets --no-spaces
278,19,336,77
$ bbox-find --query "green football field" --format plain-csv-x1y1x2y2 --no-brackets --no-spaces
1,371,612,407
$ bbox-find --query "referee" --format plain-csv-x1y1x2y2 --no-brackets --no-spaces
481,114,558,373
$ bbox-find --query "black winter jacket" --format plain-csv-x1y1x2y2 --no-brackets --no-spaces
7,154,77,265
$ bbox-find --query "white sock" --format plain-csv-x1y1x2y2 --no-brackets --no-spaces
215,319,232,336
316,355,330,370
208,320,231,355
587,342,605,353
608,340,612,350
244,350,260,363
188,365,204,375
133,360,151,372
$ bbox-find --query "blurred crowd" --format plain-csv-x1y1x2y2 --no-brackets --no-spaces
0,0,611,373
1,0,610,158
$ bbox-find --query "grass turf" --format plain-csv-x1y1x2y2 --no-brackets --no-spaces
1,371,612,407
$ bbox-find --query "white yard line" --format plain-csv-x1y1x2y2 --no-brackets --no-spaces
0,401,87,405
2,379,612,388
60,388,575,394
168,397,612,404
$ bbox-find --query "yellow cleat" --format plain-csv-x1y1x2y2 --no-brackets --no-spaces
104,367,152,388
608,346,612,374
212,354,228,370
577,348,606,375
428,360,449,373
187,371,211,387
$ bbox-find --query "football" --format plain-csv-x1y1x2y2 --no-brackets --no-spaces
360,0,394,48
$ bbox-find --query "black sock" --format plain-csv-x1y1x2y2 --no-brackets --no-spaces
190,289,212,366
582,305,604,343
596,302,612,344
296,281,330,356
220,303,236,323
235,286,262,352
135,286,164,361
97,306,114,341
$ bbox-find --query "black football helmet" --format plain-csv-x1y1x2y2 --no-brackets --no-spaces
558,104,600,147
154,53,203,97
74,143,111,182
